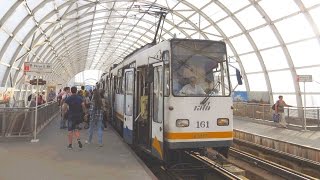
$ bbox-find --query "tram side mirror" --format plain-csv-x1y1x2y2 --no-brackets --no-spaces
236,69,243,85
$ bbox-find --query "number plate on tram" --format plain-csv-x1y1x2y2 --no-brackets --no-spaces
196,121,209,128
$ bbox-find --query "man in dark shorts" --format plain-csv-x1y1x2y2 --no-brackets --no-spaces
63,86,87,149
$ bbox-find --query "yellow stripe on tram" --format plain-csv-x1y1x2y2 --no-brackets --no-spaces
165,131,233,140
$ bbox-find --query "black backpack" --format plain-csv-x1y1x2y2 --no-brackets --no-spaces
272,101,278,110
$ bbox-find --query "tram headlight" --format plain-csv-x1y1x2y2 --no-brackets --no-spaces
217,118,229,126
176,119,189,127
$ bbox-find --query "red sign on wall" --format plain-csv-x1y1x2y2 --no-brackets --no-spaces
24,63,30,71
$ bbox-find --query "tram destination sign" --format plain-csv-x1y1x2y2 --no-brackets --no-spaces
24,62,52,74
297,75,312,82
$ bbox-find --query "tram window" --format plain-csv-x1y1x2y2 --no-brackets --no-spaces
164,65,169,96
115,77,119,94
162,51,170,96
125,71,134,95
153,68,159,122
162,50,169,62
118,78,121,94
153,67,163,123
106,79,109,92
121,77,125,94
115,77,123,94
159,68,164,98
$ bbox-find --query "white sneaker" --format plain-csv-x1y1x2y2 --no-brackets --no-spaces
85,140,90,144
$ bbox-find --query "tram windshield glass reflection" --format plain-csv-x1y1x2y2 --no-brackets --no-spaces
171,40,230,97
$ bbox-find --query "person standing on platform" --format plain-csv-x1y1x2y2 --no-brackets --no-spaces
275,95,292,128
100,89,108,130
80,86,87,97
48,88,56,102
63,86,87,149
83,92,91,129
41,92,46,103
60,87,71,129
57,89,62,106
89,89,93,101
86,89,105,147
37,93,45,105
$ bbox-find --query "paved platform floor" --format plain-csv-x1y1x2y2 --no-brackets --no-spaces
0,116,155,180
234,118,320,149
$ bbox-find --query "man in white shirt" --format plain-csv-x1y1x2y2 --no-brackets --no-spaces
179,76,206,95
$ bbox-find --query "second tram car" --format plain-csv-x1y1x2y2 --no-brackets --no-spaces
99,39,233,161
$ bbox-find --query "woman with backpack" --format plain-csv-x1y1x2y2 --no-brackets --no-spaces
274,95,292,128
85,89,106,147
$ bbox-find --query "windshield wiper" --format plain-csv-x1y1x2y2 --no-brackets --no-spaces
200,81,220,105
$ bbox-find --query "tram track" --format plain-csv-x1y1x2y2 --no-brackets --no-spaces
134,141,319,180
133,146,243,179
231,138,320,179
134,143,319,179
229,147,318,180
114,122,319,179
184,151,242,180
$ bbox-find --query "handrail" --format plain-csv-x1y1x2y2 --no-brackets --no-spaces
234,102,320,109
0,102,60,138
233,102,320,130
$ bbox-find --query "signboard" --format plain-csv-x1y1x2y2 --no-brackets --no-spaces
24,62,52,74
30,79,46,85
297,75,312,82
296,75,312,130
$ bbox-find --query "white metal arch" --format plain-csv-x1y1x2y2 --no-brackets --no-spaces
0,0,319,106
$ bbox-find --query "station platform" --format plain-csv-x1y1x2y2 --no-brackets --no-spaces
233,118,320,162
0,116,155,180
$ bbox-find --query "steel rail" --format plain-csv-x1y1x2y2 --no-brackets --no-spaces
229,147,318,180
185,151,242,180
233,138,320,170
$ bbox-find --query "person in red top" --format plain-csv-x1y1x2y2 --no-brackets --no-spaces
37,93,44,105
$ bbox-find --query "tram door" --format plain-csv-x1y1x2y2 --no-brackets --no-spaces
151,63,164,160
124,68,135,144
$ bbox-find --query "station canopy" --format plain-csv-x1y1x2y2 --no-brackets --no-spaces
0,0,319,106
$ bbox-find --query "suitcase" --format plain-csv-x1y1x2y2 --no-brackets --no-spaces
273,113,280,123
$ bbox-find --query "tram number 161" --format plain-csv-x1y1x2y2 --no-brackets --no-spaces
196,121,209,128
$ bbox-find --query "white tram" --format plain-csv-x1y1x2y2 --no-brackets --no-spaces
99,39,233,161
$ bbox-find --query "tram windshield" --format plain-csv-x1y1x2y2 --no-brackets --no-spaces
171,40,230,97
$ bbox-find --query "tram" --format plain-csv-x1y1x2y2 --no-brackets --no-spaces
99,39,233,161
